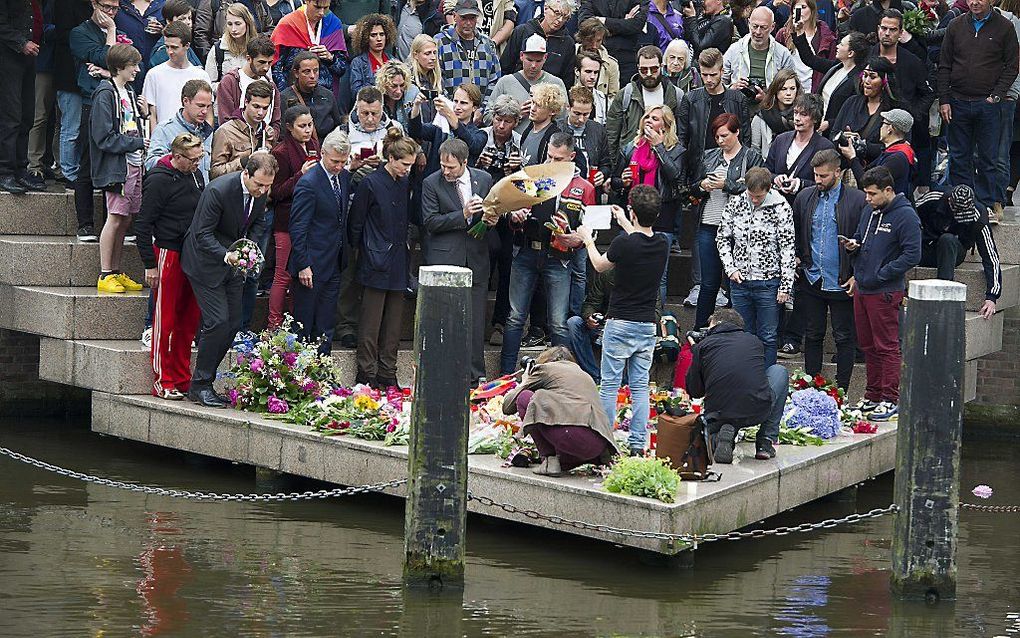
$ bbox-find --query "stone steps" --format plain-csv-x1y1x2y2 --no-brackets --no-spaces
0,190,101,236
39,334,978,404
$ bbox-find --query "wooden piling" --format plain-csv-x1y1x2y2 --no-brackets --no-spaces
891,279,966,601
403,266,473,590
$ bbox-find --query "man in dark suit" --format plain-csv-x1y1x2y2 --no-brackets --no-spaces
288,129,351,354
421,138,494,382
182,151,278,407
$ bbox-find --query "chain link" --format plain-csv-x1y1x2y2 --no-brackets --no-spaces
960,502,1020,513
0,445,406,502
468,491,900,545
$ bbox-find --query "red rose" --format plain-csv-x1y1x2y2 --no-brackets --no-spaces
813,374,827,387
795,379,809,389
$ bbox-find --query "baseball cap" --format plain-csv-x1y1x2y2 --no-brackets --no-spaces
522,34,547,54
452,0,480,16
880,108,914,135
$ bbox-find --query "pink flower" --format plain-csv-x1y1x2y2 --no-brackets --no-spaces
115,34,133,45
227,388,240,406
238,259,248,267
267,395,289,414
301,379,318,394
972,484,994,499
283,352,298,367
250,358,264,373
235,354,246,366
332,386,352,397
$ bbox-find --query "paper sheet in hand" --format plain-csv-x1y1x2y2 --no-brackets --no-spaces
583,205,613,230
431,96,455,135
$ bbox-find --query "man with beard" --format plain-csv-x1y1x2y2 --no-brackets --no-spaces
486,34,566,134
605,45,681,160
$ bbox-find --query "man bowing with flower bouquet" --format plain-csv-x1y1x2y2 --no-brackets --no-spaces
182,152,279,407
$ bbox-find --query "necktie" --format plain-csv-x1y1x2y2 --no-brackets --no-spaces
456,178,472,225
332,174,343,210
243,194,252,226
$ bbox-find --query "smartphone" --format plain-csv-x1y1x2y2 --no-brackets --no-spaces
795,6,802,21
360,146,374,160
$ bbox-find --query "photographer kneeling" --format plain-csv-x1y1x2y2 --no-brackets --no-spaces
686,308,789,463
503,347,619,477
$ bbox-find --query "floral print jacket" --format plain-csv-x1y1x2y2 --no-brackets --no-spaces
717,189,797,295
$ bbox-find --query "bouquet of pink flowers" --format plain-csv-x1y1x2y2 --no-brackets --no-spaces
228,238,265,279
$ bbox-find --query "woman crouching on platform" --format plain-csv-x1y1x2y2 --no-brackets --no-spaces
503,346,619,476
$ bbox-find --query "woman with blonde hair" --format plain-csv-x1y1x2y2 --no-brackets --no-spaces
375,60,419,130
206,3,258,88
614,104,686,305
751,69,803,157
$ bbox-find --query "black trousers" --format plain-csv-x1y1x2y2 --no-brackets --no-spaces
293,270,341,355
919,233,966,280
73,103,96,229
0,49,34,177
798,278,857,391
488,218,513,327
188,273,244,391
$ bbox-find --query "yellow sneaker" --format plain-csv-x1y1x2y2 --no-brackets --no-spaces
97,274,125,293
116,272,144,291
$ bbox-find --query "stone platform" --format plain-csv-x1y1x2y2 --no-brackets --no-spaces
92,391,897,554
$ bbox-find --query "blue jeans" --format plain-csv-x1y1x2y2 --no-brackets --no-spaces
500,245,571,373
566,314,600,382
694,224,722,328
996,99,1018,204
948,97,1003,213
240,208,274,332
56,90,81,183
730,278,781,367
599,319,656,451
568,247,587,317
760,364,789,444
657,231,673,308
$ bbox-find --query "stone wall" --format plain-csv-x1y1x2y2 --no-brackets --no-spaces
0,329,87,417
969,306,1020,429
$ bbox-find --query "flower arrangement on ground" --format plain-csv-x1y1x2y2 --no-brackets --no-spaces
782,388,843,439
602,455,681,503
227,317,340,414
789,369,845,406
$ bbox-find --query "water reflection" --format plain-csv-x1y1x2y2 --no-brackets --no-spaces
0,418,1017,637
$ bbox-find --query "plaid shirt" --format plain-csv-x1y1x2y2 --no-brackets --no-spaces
434,25,502,102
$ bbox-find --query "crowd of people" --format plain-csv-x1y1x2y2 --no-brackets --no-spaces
0,0,1013,463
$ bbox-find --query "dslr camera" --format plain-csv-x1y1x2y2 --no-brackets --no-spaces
519,356,537,376
740,79,765,101
834,131,867,155
686,329,708,345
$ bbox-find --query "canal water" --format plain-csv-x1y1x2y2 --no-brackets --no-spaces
0,418,1016,637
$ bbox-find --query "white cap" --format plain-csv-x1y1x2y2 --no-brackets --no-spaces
522,34,547,54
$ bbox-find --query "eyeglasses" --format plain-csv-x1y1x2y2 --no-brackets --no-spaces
545,6,569,20
638,65,659,75
95,1,119,13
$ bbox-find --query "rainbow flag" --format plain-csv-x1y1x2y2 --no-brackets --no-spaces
271,5,347,62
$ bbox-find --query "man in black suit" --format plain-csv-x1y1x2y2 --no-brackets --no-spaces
182,151,278,407
288,129,351,354
420,138,495,382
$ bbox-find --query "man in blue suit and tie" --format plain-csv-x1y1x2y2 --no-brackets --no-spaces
288,129,352,354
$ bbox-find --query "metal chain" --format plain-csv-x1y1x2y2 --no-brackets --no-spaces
468,491,899,545
960,502,1020,513
0,445,406,502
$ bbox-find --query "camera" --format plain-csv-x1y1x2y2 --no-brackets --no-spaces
591,313,605,326
834,131,867,154
520,356,537,376
740,79,765,101
686,329,708,344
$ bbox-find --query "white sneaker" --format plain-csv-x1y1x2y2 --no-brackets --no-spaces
683,285,700,307
140,326,152,349
716,290,729,308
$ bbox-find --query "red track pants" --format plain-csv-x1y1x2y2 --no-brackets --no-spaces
151,247,200,395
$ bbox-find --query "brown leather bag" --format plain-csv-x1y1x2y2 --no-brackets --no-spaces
655,413,720,481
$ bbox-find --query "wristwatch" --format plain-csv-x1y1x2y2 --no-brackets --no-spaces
990,95,1002,103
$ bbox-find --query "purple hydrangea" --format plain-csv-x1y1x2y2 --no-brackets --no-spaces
784,389,841,439
267,395,289,414
283,352,298,368
250,358,264,373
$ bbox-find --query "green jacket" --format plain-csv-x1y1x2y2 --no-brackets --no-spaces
605,78,681,165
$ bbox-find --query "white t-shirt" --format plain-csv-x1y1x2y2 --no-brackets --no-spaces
143,63,212,126
642,84,665,109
